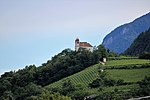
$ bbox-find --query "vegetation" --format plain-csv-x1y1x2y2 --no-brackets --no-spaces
105,59,149,66
107,68,150,82
137,76,150,96
96,76,150,100
0,44,109,99
88,70,125,88
0,42,150,99
47,60,150,99
124,28,150,56
139,52,150,59
48,67,150,89
47,59,150,88
0,81,71,100
1,58,150,99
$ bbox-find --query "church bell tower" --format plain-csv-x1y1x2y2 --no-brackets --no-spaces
75,38,79,51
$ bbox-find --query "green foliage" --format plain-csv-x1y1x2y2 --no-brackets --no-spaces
70,90,91,100
0,82,71,100
96,89,133,100
106,63,150,69
105,59,150,66
89,69,107,88
107,68,150,83
47,59,150,89
60,79,76,95
104,84,139,93
139,52,150,59
89,79,102,88
108,56,138,60
47,64,99,88
137,76,150,96
24,90,71,100
89,69,126,88
116,79,124,85
14,82,43,100
0,44,149,99
34,48,98,86
36,91,71,100
107,49,118,57
96,76,150,100
93,44,108,62
0,46,108,99
0,91,14,100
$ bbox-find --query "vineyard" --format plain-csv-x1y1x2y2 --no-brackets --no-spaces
46,64,99,88
46,59,150,90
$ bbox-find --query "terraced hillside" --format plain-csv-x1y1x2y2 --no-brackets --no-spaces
46,59,150,89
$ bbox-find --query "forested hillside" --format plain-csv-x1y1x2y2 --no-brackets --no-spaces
124,28,150,55
0,45,107,99
1,45,150,99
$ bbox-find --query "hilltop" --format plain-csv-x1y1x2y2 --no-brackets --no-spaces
0,45,108,100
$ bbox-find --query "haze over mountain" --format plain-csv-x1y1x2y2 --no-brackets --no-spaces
102,12,150,53
124,28,150,55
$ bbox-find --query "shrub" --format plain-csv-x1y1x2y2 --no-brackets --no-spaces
139,52,150,59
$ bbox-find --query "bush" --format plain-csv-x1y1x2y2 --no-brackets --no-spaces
89,79,102,88
89,70,126,88
116,79,124,85
137,76,150,96
139,52,150,59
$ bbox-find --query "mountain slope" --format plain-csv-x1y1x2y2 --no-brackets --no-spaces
124,28,150,55
102,12,150,53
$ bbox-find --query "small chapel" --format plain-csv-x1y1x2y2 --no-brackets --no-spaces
75,38,93,52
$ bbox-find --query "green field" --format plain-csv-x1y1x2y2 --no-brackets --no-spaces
84,84,139,94
46,59,150,89
107,68,150,82
105,59,150,66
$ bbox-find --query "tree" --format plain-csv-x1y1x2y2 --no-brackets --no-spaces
14,82,43,100
93,44,108,62
0,91,14,100
139,52,150,59
89,68,107,88
138,76,150,96
97,44,108,58
60,79,76,95
0,47,105,99
89,67,125,88
107,49,118,57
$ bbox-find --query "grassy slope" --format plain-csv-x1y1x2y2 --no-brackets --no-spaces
46,59,150,89
107,68,150,82
105,59,149,66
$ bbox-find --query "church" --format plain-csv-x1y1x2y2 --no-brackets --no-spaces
75,38,93,52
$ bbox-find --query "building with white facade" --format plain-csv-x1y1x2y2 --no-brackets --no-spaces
75,38,93,52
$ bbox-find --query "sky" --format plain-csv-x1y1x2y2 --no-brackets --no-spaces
0,0,150,75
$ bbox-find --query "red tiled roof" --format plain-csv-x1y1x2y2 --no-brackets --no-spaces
79,42,93,47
